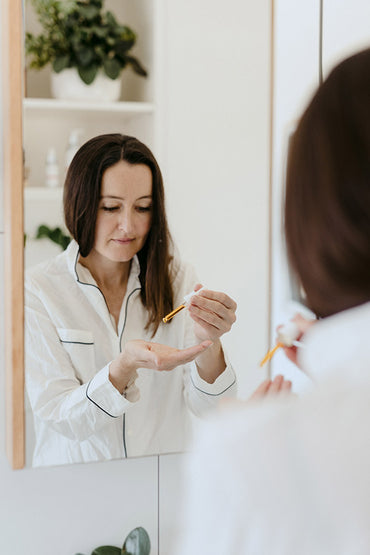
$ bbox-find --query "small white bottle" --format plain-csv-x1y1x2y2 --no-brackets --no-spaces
65,129,83,172
276,322,300,347
45,147,59,188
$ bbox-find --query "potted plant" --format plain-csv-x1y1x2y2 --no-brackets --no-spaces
25,0,148,101
74,526,151,555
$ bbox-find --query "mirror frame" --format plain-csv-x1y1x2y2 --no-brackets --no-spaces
2,0,25,469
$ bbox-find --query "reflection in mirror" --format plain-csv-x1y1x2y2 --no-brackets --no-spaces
23,1,238,467
24,133,238,467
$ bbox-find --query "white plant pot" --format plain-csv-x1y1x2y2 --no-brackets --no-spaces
51,68,121,102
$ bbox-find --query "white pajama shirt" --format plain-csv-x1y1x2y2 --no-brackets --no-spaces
175,302,370,555
25,240,236,466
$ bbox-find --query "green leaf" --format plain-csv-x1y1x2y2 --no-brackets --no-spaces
122,527,151,555
78,64,99,84
105,11,118,27
53,55,70,72
93,26,107,38
125,56,148,77
77,3,101,20
60,233,72,250
35,225,71,250
117,27,136,44
92,547,121,555
36,224,51,239
103,58,121,79
76,47,94,67
114,39,136,56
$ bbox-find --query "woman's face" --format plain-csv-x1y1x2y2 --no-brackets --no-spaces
93,160,153,263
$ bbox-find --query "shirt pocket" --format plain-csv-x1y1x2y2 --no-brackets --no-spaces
57,328,96,383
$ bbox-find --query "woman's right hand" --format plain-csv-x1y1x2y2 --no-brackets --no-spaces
220,375,293,411
109,339,212,394
279,313,316,367
249,374,292,401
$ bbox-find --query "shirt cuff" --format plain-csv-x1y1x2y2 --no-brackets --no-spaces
86,363,140,417
190,354,236,396
123,371,140,403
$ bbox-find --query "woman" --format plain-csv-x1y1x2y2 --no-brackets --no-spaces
175,48,370,554
25,134,238,466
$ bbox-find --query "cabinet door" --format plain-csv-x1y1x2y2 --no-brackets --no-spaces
323,0,370,77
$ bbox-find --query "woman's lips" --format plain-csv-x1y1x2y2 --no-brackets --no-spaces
113,238,134,245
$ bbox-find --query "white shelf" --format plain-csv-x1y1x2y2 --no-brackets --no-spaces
23,97,155,115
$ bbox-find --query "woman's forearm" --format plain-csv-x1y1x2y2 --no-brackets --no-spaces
195,340,226,383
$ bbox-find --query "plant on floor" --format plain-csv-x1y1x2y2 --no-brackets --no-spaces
74,526,151,555
25,0,148,84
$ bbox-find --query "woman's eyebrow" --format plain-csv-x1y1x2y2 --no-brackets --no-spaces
100,195,123,200
100,195,153,200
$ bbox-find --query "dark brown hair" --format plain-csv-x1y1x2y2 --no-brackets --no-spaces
64,133,174,334
285,48,370,318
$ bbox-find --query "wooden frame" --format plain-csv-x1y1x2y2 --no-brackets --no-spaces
2,0,25,469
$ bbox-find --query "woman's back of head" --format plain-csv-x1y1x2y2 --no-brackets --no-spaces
285,48,370,318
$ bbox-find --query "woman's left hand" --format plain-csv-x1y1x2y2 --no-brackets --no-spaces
188,284,237,342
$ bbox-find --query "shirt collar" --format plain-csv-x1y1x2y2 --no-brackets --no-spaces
65,239,141,289
299,301,370,386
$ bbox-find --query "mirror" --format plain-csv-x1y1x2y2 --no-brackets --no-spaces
4,0,273,469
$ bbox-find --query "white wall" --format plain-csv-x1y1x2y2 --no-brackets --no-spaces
322,0,370,75
163,0,272,398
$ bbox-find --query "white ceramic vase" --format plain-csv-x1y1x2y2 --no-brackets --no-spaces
51,68,121,102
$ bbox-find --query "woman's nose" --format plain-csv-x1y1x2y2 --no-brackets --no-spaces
118,209,133,232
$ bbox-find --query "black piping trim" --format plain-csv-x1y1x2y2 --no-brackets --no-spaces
85,379,119,419
74,246,140,458
60,340,94,345
157,456,160,555
190,374,237,396
73,246,111,313
119,287,141,350
119,286,141,459
122,414,127,458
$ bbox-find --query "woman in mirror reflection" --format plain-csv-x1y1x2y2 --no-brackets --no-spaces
25,133,242,466
175,48,370,554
